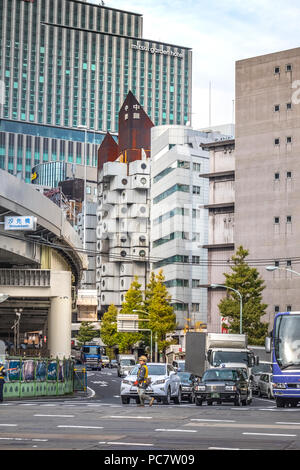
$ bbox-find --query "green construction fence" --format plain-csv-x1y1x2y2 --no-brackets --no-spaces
2,357,87,399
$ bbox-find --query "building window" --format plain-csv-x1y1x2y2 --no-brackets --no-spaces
286,136,292,144
287,102,292,110
287,260,292,267
274,138,280,145
274,104,280,112
286,64,292,72
274,216,280,224
274,66,280,74
192,185,200,195
274,172,280,180
287,305,292,312
287,171,292,178
287,215,292,223
274,306,280,314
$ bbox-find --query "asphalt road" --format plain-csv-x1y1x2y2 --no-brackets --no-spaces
1,368,300,453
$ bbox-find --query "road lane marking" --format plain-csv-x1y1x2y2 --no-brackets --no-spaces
0,424,18,427
57,425,104,429
34,414,75,418
191,419,236,423
109,416,152,419
155,429,197,433
105,441,154,447
243,432,297,437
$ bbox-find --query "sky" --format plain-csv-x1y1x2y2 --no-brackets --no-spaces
89,0,300,129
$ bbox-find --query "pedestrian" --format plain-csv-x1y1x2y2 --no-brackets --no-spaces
0,361,6,403
135,355,154,407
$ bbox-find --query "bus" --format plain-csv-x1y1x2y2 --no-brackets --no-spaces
266,311,300,407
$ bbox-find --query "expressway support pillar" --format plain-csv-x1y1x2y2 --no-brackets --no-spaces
48,296,72,359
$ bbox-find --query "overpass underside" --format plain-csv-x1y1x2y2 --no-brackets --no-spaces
0,269,72,359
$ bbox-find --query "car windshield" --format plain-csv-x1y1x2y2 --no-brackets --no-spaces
274,314,300,369
83,346,99,354
129,364,166,376
211,351,248,366
202,369,238,381
252,364,272,375
121,359,136,366
178,372,192,382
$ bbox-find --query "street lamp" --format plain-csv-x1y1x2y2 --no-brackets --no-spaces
266,265,300,276
211,283,243,334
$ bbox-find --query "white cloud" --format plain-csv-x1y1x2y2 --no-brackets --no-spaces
89,0,300,128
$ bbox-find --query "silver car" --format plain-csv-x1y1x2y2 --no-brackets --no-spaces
258,372,274,399
120,363,182,405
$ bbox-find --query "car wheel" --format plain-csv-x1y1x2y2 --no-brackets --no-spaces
276,397,285,408
163,388,171,405
189,393,195,404
195,397,202,406
234,393,241,406
121,396,130,405
173,387,181,404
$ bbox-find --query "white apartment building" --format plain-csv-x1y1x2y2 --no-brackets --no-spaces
150,125,229,342
96,158,151,313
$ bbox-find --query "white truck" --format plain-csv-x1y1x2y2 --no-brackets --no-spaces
186,332,259,379
117,354,136,377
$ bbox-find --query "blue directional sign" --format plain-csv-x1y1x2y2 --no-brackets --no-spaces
4,216,37,231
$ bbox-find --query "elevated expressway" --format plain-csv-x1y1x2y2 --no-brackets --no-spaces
0,170,88,359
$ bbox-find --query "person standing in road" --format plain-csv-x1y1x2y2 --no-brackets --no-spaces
0,362,6,402
136,356,154,407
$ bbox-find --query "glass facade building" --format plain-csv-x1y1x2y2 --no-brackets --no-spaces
0,0,192,182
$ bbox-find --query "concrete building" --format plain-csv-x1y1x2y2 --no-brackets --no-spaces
235,47,300,326
150,125,230,344
0,0,192,182
0,169,88,359
200,139,235,332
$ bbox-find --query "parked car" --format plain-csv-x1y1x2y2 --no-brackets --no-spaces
251,363,272,395
120,363,182,405
110,359,118,369
101,355,110,368
194,367,251,406
177,371,195,402
258,373,274,399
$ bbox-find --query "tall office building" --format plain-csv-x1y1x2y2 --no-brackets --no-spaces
0,0,192,182
235,48,300,325
150,125,229,345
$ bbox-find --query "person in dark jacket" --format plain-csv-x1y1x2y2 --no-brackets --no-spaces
0,362,6,402
136,356,154,407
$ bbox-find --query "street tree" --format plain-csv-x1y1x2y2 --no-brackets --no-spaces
146,270,177,358
118,276,143,353
100,304,119,358
77,321,99,346
218,245,268,345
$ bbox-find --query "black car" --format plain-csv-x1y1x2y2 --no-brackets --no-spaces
194,367,251,406
177,371,195,403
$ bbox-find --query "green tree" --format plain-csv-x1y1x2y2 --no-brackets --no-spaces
100,304,119,358
118,276,143,353
146,270,177,357
77,321,99,346
218,246,269,345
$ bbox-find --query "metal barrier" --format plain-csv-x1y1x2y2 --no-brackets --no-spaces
3,356,75,399
73,368,87,393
